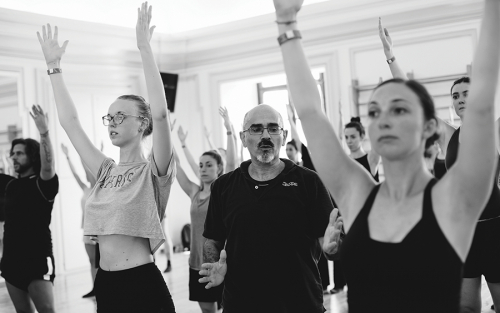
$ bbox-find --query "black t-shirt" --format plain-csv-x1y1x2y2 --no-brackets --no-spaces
204,159,333,313
2,174,59,259
0,174,15,222
301,144,315,172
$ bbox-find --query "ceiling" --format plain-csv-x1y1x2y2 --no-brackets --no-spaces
0,0,329,34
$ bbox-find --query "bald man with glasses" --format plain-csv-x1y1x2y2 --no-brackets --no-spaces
199,104,337,313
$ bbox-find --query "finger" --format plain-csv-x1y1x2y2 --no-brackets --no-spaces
54,26,58,41
205,282,213,289
329,208,339,225
37,104,44,114
323,242,338,253
150,26,156,37
42,25,47,41
148,4,152,23
62,40,69,51
198,276,210,283
384,28,390,37
201,262,213,270
29,111,35,120
219,249,227,265
36,32,43,45
47,24,52,40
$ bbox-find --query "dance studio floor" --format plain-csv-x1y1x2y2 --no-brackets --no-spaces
0,251,494,312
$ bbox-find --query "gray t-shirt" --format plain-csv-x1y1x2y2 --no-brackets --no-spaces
84,154,175,254
189,189,210,270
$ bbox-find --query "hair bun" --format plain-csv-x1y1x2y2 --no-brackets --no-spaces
351,117,361,123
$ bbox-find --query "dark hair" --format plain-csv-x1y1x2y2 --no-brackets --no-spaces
450,76,470,95
117,95,153,137
201,150,224,177
345,117,365,137
287,139,298,151
10,138,41,174
374,78,440,149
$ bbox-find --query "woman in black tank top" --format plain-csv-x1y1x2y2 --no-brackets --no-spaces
344,117,380,182
275,0,500,311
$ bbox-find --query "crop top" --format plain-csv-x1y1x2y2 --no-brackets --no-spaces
83,154,175,254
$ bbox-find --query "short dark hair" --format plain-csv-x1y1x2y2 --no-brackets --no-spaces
450,76,470,95
374,79,440,149
345,116,365,137
117,95,153,137
287,139,298,151
10,138,41,174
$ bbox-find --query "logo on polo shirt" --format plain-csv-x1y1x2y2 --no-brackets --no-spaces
282,182,298,187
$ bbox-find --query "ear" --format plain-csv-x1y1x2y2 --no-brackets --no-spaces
141,117,150,130
282,130,288,146
239,131,247,148
423,118,438,141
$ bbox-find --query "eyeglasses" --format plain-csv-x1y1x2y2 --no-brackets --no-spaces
242,125,284,135
102,113,146,126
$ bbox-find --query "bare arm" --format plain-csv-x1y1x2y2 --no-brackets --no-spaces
37,25,106,177
177,126,201,180
286,103,302,151
203,239,224,263
29,105,55,180
274,0,375,223
61,143,87,190
367,149,381,177
219,107,237,172
136,4,173,175
378,18,408,80
173,149,199,198
442,0,500,218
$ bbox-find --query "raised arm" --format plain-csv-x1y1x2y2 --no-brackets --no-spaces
173,148,199,198
177,126,200,180
286,103,302,151
378,18,408,80
37,25,106,177
203,125,217,151
30,105,55,180
136,3,173,175
61,143,87,190
219,107,237,172
443,0,500,217
274,0,375,222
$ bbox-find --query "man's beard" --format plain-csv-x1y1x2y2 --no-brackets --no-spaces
256,150,275,163
14,162,31,175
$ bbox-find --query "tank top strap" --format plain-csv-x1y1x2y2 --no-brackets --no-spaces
359,183,382,217
421,178,438,219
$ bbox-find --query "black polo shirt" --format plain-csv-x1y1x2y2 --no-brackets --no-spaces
204,158,333,313
1,174,58,260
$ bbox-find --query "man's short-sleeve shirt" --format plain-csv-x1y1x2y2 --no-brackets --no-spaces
203,158,333,313
2,174,59,259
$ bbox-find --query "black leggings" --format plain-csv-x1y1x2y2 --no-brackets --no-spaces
94,263,176,313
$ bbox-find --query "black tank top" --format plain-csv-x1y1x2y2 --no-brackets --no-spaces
355,154,379,182
433,158,447,180
341,179,463,313
445,127,500,220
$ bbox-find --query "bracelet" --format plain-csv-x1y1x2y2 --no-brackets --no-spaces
40,130,49,137
47,68,62,75
277,30,302,46
386,56,396,64
275,20,296,25
227,131,232,135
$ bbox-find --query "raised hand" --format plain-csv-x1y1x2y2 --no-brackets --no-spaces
136,2,156,50
203,125,211,139
198,250,227,289
322,208,344,256
29,105,49,134
219,107,232,130
273,0,304,20
378,18,393,57
177,125,188,143
61,143,69,156
37,24,69,66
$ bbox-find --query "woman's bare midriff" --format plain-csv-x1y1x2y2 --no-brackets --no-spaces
98,234,153,271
